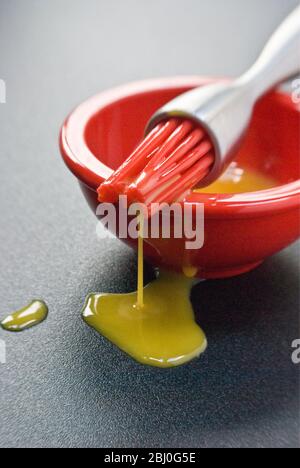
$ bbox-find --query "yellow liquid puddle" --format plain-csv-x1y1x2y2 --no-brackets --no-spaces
194,163,277,194
82,213,206,368
1,300,48,332
82,271,206,368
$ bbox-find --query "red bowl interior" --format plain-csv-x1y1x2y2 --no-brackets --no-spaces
60,77,300,278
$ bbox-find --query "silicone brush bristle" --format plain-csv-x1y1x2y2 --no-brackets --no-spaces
98,118,215,210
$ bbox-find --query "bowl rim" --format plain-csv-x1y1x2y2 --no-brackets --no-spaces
60,76,300,218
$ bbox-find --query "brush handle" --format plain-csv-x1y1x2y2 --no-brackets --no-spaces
238,6,300,99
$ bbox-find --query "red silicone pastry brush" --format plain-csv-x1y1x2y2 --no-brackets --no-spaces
99,118,214,207
98,6,300,208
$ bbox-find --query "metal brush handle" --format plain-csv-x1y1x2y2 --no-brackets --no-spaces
238,5,300,98
147,6,300,187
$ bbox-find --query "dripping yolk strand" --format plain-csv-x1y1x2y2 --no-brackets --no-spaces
137,212,144,309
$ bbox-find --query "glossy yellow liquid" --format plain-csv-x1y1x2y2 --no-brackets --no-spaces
194,163,276,194
1,300,48,332
82,212,206,368
82,271,207,368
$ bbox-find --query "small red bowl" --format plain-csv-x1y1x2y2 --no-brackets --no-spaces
60,77,300,278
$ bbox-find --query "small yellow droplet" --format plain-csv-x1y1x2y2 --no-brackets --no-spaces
182,266,198,278
1,300,48,332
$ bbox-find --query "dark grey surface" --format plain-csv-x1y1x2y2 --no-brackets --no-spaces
0,0,299,449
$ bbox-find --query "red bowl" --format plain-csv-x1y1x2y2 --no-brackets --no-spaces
60,77,300,279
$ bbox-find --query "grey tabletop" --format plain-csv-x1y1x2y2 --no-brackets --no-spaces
0,0,299,449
